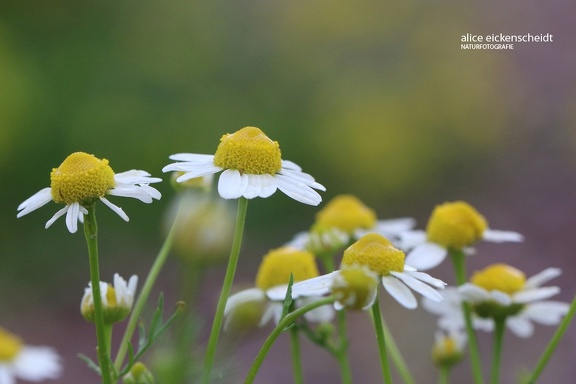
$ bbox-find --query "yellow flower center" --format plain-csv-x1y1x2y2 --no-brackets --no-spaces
314,194,377,234
50,152,116,205
255,246,319,291
471,263,526,294
341,233,405,276
0,327,23,362
426,201,488,249
106,286,117,308
213,126,282,175
331,265,379,310
432,335,463,367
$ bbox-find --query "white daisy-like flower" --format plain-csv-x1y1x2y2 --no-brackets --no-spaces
162,126,325,206
400,201,523,271
17,152,162,233
81,273,138,324
458,264,569,338
224,247,334,331
0,327,62,384
286,194,415,253
431,328,467,368
290,233,447,310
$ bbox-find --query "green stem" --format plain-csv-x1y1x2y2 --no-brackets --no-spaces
113,206,179,371
83,205,113,384
450,249,484,384
289,326,304,384
490,319,505,384
527,294,576,384
379,315,415,384
319,255,353,384
202,197,249,384
438,366,450,384
244,296,336,384
371,297,392,384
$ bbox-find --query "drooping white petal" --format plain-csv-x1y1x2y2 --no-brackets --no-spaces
506,315,534,338
490,290,512,306
290,272,339,299
45,205,69,229
275,174,322,206
382,275,417,309
524,268,562,289
482,229,524,243
114,170,162,185
13,346,62,381
513,287,560,304
278,168,325,191
244,174,263,199
99,196,130,222
170,163,222,182
523,301,569,325
300,297,335,322
373,218,417,235
405,243,448,271
65,202,82,233
258,173,278,197
0,367,14,384
225,288,266,316
218,169,248,199
390,271,444,302
108,186,154,203
281,159,302,171
17,187,53,218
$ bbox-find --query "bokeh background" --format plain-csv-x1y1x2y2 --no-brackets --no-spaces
1,0,575,383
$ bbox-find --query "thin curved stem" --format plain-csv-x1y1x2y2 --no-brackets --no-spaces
527,294,576,383
450,249,484,384
202,197,249,383
113,206,179,371
490,319,505,384
371,297,392,384
245,296,336,384
289,326,304,384
84,205,113,384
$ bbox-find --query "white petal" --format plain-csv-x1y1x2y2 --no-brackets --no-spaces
99,197,129,222
374,218,416,234
490,290,512,306
45,205,69,229
279,168,325,191
391,271,444,302
65,202,82,233
301,297,335,322
114,170,162,185
403,270,447,289
13,346,62,380
525,268,562,289
523,301,569,325
275,174,322,206
396,230,428,250
482,229,524,243
224,288,266,316
405,243,448,271
290,272,339,298
458,284,490,304
265,284,289,301
506,315,534,338
513,287,560,304
243,174,263,199
258,174,277,198
218,169,248,199
281,159,302,171
168,153,215,162
17,187,53,217
0,367,15,384
382,275,417,309
108,186,153,203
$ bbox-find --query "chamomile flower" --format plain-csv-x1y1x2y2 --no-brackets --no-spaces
162,126,325,205
81,274,138,324
401,201,523,270
431,328,467,369
0,327,62,384
291,233,447,309
224,247,333,330
458,264,569,338
288,194,415,254
17,152,162,233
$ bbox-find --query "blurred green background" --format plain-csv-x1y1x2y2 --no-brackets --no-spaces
1,0,575,383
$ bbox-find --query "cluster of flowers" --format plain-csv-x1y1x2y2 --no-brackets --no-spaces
12,126,570,383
